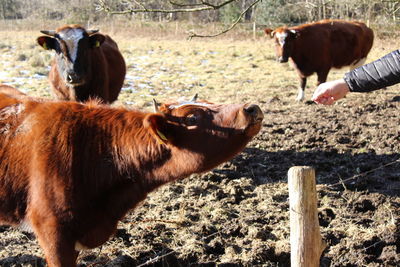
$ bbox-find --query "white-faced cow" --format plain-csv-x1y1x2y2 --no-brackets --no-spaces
265,20,374,101
37,24,126,103
0,87,263,267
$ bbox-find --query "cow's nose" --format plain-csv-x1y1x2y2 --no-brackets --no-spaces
278,56,288,63
244,104,264,122
66,71,81,84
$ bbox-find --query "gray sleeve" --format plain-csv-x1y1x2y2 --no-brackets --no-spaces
344,50,400,92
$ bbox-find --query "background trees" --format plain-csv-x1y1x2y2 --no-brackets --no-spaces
0,0,400,30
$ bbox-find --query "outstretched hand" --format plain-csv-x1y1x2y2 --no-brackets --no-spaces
312,79,350,105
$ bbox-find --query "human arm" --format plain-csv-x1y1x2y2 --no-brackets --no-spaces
345,49,400,92
312,49,400,104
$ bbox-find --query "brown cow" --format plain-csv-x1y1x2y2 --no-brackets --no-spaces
37,24,126,103
0,89,263,267
265,20,374,101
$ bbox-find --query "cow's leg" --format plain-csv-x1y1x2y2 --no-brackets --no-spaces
28,209,78,267
35,224,78,267
296,77,307,101
316,69,329,86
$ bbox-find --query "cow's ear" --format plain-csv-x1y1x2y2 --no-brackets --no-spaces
264,28,275,38
37,36,57,50
89,33,106,48
144,113,170,145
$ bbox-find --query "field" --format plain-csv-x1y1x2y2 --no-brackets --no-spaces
0,21,399,266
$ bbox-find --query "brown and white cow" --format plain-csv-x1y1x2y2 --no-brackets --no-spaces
265,20,374,101
0,88,263,267
37,24,126,103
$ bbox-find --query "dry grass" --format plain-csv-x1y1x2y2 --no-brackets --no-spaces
0,20,397,109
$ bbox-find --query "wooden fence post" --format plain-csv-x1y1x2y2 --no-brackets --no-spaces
253,21,256,40
288,166,326,267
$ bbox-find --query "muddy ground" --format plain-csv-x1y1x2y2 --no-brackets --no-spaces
0,29,399,267
1,89,399,267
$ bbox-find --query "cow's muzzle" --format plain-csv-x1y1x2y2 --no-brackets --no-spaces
66,71,84,85
277,56,288,63
244,104,264,125
242,104,263,137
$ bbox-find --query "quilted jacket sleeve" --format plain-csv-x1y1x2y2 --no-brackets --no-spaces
344,50,400,92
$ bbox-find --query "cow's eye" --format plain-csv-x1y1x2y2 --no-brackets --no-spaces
185,114,198,126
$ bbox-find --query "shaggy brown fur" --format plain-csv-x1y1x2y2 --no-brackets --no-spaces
0,88,263,267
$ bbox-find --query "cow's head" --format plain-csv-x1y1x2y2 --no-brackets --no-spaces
37,25,105,86
264,28,274,37
145,95,264,173
267,27,298,63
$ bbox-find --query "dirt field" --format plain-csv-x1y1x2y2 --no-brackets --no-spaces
0,22,399,266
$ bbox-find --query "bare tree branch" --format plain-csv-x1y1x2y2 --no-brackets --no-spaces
188,0,261,39
96,0,261,38
96,0,238,14
168,0,209,7
168,1,204,8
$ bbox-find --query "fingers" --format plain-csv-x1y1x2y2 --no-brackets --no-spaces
312,86,331,104
311,92,324,103
312,79,349,105
313,95,335,105
322,97,335,105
